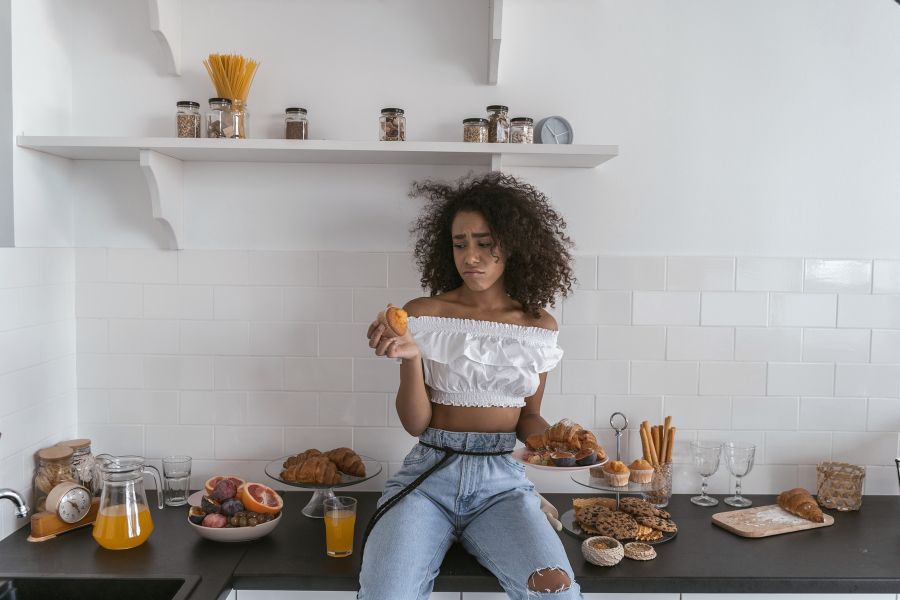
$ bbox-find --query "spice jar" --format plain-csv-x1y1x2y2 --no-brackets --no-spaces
285,107,309,140
486,105,509,143
206,98,233,138
463,118,488,143
379,108,406,141
510,117,534,144
32,445,76,513
176,101,201,138
57,438,96,496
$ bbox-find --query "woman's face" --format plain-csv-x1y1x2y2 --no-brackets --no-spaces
451,210,505,292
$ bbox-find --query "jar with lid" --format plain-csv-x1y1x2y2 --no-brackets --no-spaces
463,118,488,143
486,105,509,143
379,108,406,141
175,101,201,138
285,107,309,140
32,445,76,513
509,117,534,144
57,438,96,495
206,98,232,138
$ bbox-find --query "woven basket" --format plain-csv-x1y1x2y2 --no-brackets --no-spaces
624,541,657,561
816,461,865,511
581,536,624,567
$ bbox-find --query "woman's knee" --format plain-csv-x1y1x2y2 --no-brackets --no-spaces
527,567,572,593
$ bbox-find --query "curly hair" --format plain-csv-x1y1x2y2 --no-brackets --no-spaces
409,172,575,317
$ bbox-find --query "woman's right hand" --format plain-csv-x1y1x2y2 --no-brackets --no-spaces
366,306,420,361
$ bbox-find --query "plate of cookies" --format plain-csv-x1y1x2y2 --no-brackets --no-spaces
561,496,677,546
513,419,609,471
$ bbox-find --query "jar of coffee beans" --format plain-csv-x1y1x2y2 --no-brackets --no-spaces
176,101,201,138
509,117,534,144
486,105,509,143
463,118,488,143
285,107,309,140
379,108,406,141
206,98,232,138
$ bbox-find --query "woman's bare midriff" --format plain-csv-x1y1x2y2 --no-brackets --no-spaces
429,403,521,433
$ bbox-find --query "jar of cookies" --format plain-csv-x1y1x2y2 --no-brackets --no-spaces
32,445,76,512
509,117,534,144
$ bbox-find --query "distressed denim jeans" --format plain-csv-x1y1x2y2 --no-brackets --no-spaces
358,427,582,600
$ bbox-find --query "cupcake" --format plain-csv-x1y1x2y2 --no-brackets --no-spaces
603,460,630,487
628,459,654,484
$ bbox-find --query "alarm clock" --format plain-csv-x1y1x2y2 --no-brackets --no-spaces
28,481,100,542
535,116,574,144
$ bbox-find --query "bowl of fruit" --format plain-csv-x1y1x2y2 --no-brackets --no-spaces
188,475,284,542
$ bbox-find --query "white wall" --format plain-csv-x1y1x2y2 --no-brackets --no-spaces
4,0,900,542
0,0,12,247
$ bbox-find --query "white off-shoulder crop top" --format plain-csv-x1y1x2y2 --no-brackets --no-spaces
408,315,564,408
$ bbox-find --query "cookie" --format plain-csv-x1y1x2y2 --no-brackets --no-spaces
573,497,617,511
634,525,664,542
634,514,678,533
617,497,659,517
577,506,639,540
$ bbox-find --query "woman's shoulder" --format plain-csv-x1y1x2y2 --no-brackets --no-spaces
402,296,449,318
405,296,557,334
528,308,558,333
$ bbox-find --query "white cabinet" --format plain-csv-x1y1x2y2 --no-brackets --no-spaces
233,593,460,599
682,595,896,600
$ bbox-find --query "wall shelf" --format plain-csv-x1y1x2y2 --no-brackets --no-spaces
148,0,181,76
488,0,503,84
16,136,618,249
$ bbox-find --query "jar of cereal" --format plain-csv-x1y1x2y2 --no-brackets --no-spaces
463,118,488,143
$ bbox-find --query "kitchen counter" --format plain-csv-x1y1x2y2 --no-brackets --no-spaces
0,492,898,599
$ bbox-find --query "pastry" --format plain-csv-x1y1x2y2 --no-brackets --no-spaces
603,460,630,487
525,419,604,453
283,448,322,468
634,514,678,533
628,459,654,484
377,306,409,337
280,455,341,485
325,447,366,477
777,487,825,523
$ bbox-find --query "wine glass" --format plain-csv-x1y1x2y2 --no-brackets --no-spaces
723,442,756,508
690,441,722,507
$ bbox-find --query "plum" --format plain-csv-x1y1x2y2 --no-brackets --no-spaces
211,479,237,502
221,498,244,517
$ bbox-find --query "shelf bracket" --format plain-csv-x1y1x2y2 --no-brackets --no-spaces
148,0,181,76
488,0,502,84
139,149,183,249
490,153,503,172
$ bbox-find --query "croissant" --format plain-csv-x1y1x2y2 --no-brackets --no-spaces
281,455,341,485
526,419,601,452
777,487,825,523
283,448,322,469
326,447,366,477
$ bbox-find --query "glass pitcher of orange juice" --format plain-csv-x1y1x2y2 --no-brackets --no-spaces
92,454,163,550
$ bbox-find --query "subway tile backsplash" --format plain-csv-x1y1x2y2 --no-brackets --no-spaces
3,249,900,541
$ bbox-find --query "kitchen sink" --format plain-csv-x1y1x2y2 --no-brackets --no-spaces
0,574,200,600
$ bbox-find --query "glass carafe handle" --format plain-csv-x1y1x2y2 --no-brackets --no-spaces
143,464,164,509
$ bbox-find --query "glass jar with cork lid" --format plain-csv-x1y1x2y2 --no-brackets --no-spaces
57,438,97,496
32,445,76,513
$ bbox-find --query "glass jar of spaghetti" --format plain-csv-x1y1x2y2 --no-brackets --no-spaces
379,108,406,141
231,100,250,139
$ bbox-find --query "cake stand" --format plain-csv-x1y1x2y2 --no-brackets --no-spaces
265,455,383,518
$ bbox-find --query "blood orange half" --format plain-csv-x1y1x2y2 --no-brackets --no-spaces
240,482,283,514
204,475,247,495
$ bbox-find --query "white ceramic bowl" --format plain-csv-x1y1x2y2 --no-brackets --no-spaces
188,512,281,542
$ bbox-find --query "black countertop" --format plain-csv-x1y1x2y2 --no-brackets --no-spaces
1,492,899,598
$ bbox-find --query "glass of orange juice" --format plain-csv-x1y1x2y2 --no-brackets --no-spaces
323,496,357,558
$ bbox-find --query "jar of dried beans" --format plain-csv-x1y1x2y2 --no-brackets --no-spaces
176,101,201,138
285,107,309,140
463,118,488,143
379,108,406,141
509,117,534,144
486,105,509,143
32,445,76,512
206,98,232,138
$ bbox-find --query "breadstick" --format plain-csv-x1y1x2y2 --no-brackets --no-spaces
661,416,672,461
645,425,659,468
639,424,651,463
665,427,676,463
651,426,661,465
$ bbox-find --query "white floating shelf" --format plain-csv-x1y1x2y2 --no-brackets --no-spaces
16,136,618,249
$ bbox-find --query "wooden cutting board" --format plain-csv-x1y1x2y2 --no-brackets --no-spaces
712,504,834,538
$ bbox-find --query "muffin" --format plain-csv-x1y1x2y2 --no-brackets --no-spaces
603,460,630,487
628,459,654,484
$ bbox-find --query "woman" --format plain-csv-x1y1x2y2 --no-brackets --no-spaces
361,173,580,599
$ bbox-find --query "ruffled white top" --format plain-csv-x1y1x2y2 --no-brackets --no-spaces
408,316,564,408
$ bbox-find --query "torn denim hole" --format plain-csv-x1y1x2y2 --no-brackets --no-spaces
526,566,572,595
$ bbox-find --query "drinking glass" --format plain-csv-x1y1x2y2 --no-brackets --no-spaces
324,496,357,558
690,441,722,507
162,455,192,507
723,442,756,508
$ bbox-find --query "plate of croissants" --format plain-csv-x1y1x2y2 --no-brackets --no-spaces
513,419,609,471
265,447,383,488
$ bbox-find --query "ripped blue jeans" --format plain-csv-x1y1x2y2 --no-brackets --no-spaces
358,428,582,600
